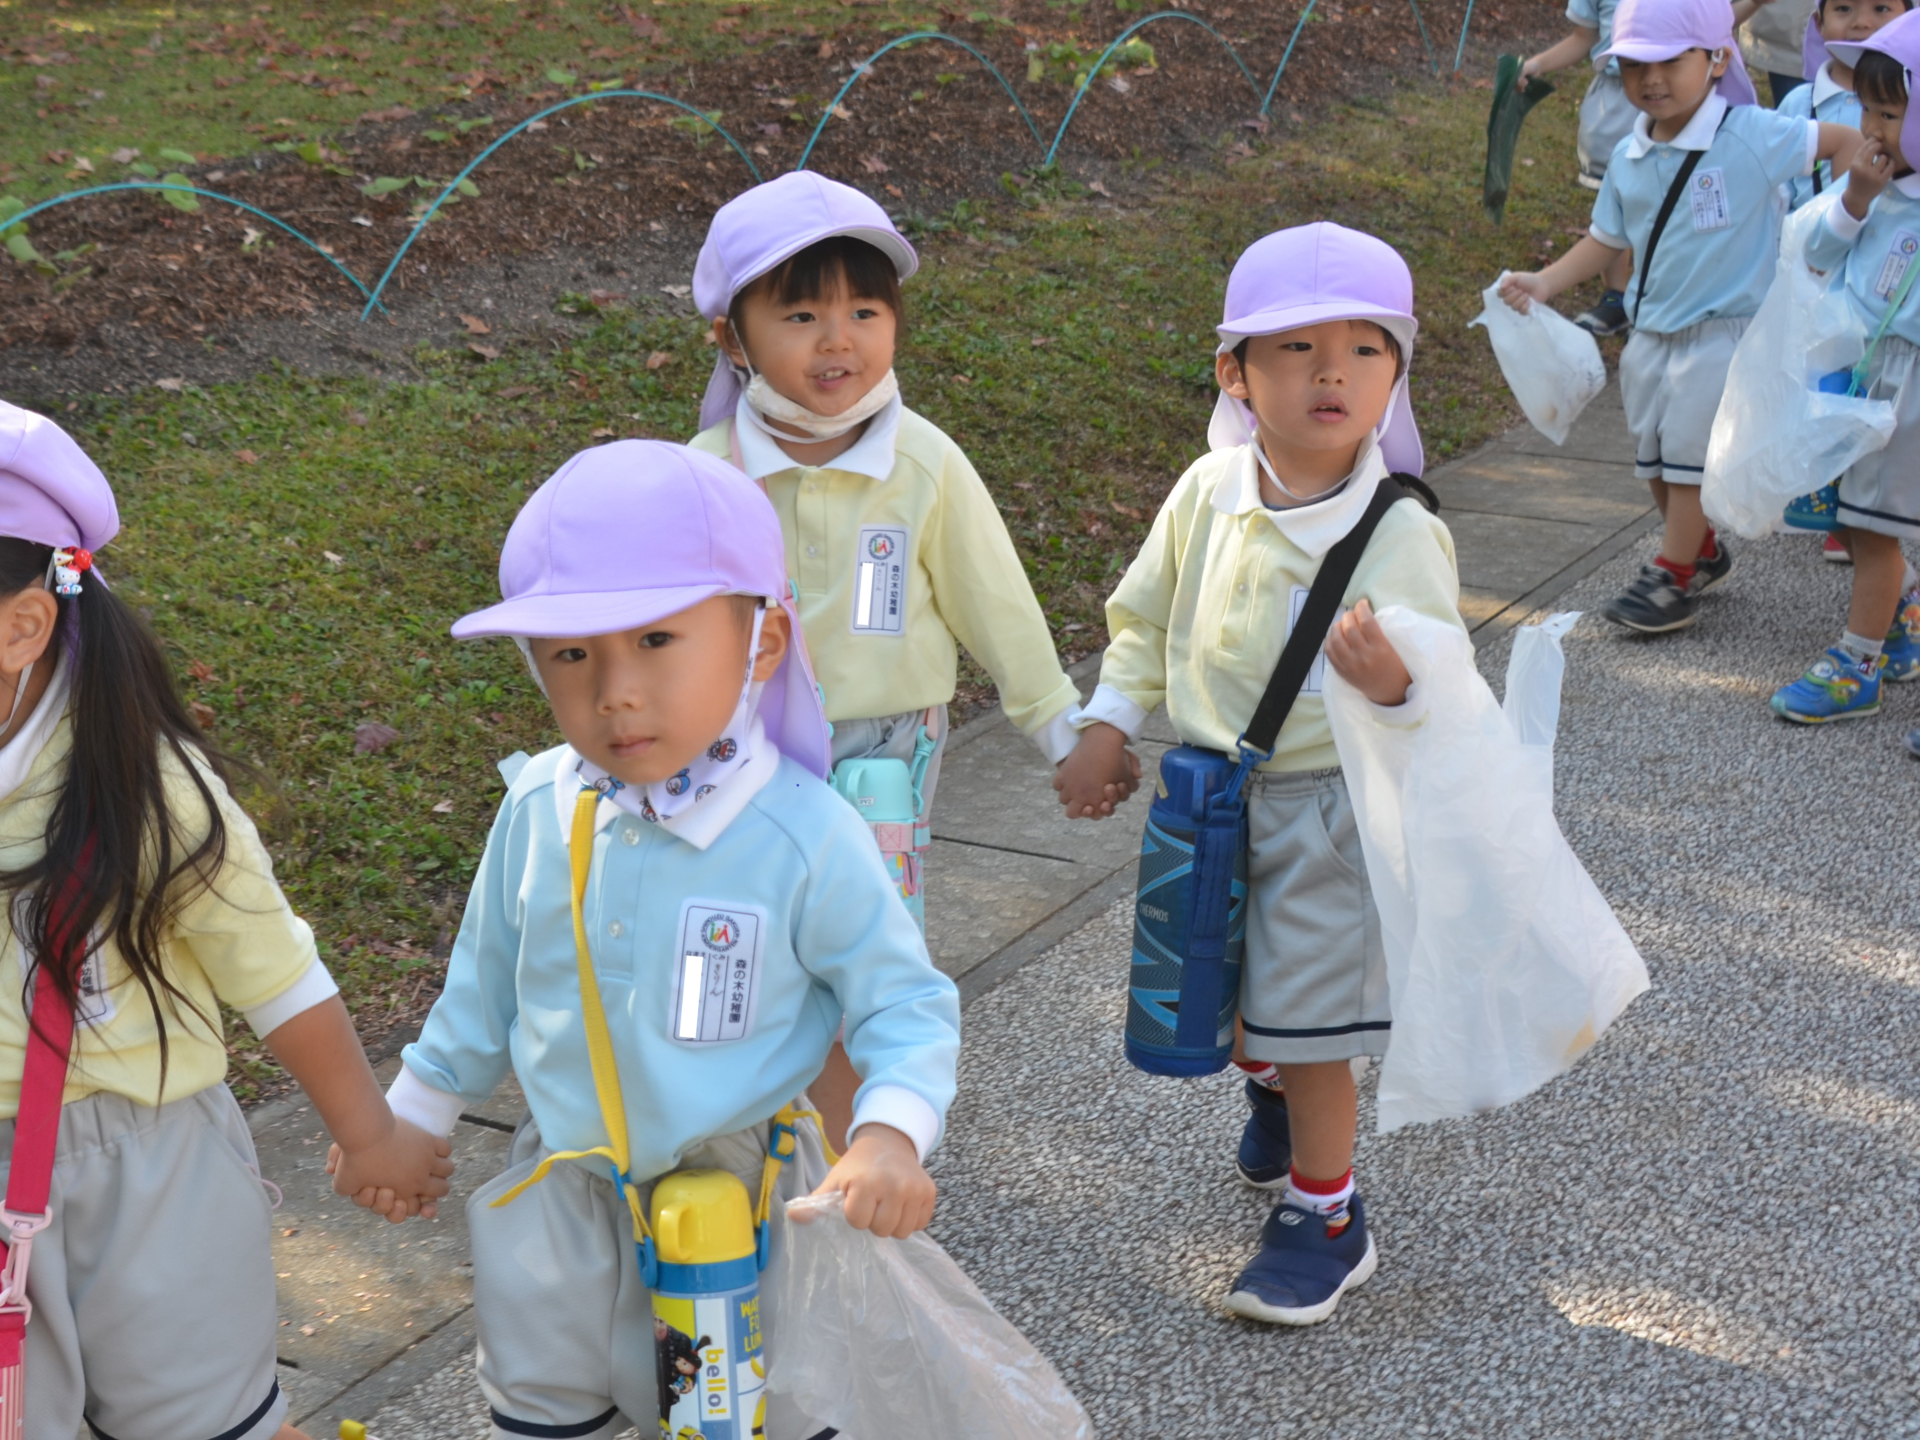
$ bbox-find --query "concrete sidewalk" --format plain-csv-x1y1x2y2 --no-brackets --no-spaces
255,386,1661,1436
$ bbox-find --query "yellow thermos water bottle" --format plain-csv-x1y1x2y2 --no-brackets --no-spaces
650,1170,767,1440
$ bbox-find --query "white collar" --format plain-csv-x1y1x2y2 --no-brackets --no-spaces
1895,172,1920,199
1811,60,1849,109
731,391,901,481
1209,436,1390,560
0,654,70,806
551,726,778,852
1623,93,1729,159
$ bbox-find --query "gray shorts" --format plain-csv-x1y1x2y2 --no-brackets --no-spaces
0,1084,285,1440
1839,335,1920,540
1577,70,1636,185
1238,767,1392,1066
1619,317,1750,483
469,1108,837,1440
829,705,947,818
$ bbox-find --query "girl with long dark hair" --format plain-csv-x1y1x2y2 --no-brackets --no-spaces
0,401,452,1440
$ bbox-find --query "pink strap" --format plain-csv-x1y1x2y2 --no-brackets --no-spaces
726,421,769,497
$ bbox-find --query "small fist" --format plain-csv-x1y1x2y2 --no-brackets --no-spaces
1498,271,1550,315
1325,598,1413,707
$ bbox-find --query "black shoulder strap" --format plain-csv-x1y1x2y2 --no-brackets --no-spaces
1632,111,1729,324
1238,475,1431,760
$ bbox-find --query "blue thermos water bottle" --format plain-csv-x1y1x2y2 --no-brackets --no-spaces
1125,746,1249,1076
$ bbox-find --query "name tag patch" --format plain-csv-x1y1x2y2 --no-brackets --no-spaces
13,894,113,1026
1287,585,1329,697
1875,230,1920,299
851,525,908,635
672,902,765,1044
1688,167,1730,232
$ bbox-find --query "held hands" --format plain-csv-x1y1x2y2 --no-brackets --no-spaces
1845,134,1896,220
1325,599,1413,707
1053,721,1143,819
1498,271,1551,315
326,1116,455,1224
812,1122,935,1239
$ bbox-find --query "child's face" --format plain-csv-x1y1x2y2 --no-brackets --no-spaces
531,595,790,788
1619,49,1725,121
1861,90,1910,171
715,274,898,423
1216,320,1399,472
1822,0,1907,45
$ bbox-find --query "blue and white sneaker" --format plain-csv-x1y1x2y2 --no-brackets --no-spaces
1784,484,1842,532
1770,647,1883,724
1884,594,1920,683
1235,1080,1292,1189
1223,1195,1377,1327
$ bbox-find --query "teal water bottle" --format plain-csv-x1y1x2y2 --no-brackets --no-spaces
830,717,937,931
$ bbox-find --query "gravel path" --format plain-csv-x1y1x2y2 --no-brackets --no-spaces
368,528,1920,1439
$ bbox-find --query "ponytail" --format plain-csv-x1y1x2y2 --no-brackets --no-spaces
0,538,243,1090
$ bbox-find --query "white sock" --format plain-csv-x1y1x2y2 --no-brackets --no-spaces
1283,1167,1354,1218
1841,630,1884,665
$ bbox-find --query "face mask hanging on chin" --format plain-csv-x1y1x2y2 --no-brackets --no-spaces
744,367,900,442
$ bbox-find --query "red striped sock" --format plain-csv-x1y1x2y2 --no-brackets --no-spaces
1655,556,1696,587
1233,1058,1284,1091
1285,1167,1355,1235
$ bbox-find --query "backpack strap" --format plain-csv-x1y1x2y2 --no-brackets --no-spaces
1632,111,1730,326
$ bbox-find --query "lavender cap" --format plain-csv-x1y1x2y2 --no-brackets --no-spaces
1832,9,1920,164
453,439,831,778
1210,222,1425,478
0,401,120,553
692,172,918,430
1600,0,1759,107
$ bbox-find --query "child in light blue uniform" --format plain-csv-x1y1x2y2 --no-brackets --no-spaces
1773,18,1920,734
387,440,961,1440
1502,0,1860,635
1780,0,1909,211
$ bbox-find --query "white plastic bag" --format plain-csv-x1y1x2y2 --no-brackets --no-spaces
1324,607,1649,1133
762,1192,1093,1440
1703,192,1896,538
1471,273,1609,444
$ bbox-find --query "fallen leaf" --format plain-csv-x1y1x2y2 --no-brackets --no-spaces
188,660,216,683
885,183,903,198
299,1325,316,1338
111,146,140,164
590,426,616,438
323,550,345,565
350,214,373,227
353,722,400,755
469,343,501,361
460,313,492,335
497,385,535,399
659,284,691,299
818,39,835,58
1063,622,1086,632
346,411,369,427
1030,336,1053,347
861,154,889,174
235,448,258,464
431,799,455,813
1088,179,1112,197
154,377,185,392
1106,73,1131,94
1241,116,1271,133
359,104,415,123
757,122,782,136
189,701,217,729
831,104,852,121
43,149,71,166
588,288,625,306
240,225,263,247
69,156,94,174
952,374,972,385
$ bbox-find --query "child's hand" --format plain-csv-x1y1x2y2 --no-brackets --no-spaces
1325,599,1412,707
1497,271,1550,315
811,1123,935,1239
1845,134,1896,220
1053,722,1143,819
326,1118,455,1224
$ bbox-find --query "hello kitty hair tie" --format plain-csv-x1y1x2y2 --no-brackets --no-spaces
49,548,91,596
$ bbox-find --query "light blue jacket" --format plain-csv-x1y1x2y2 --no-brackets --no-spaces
1808,178,1920,352
400,745,961,1184
1778,64,1863,212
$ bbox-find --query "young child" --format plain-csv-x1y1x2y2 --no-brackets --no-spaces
1772,13,1920,730
0,402,450,1440
383,439,961,1437
1522,0,1641,333
1055,223,1465,1325
688,171,1084,1142
1502,0,1863,634
1781,0,1909,210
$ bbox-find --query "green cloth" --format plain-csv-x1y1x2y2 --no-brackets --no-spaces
1484,54,1555,224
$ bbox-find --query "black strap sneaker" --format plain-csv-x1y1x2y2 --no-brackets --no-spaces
1691,538,1735,594
1574,289,1631,337
1603,563,1701,632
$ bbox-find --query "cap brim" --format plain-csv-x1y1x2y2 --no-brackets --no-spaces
732,224,919,306
1826,39,1876,66
1598,40,1703,63
452,583,729,640
1217,301,1418,351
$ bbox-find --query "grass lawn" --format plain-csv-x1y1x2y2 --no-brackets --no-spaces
16,72,1594,1092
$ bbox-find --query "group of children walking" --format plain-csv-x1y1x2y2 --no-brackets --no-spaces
1515,0,1920,749
0,0,1908,1428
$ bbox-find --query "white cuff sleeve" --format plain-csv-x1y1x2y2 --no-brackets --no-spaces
1031,706,1082,765
1069,683,1149,743
846,1084,942,1161
1824,203,1868,244
388,1063,467,1138
1588,224,1629,250
241,958,339,1038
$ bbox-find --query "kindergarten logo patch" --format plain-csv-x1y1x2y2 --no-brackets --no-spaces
674,901,767,1043
852,524,909,636
701,914,741,950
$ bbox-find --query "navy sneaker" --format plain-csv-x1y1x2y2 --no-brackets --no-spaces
1691,537,1734,594
1602,563,1700,633
1574,290,1630,336
1235,1080,1292,1189
1224,1194,1377,1327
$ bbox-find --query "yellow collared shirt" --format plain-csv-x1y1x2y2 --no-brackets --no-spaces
0,717,327,1116
1090,442,1464,772
691,401,1080,757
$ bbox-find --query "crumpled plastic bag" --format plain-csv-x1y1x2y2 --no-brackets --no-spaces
1324,607,1649,1133
1471,274,1608,444
1703,192,1896,538
762,1192,1093,1440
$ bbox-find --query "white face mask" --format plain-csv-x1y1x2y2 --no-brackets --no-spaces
744,367,899,442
